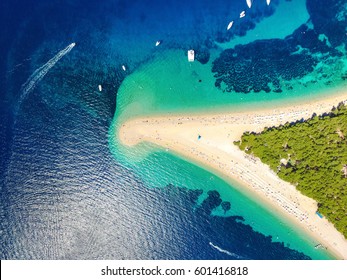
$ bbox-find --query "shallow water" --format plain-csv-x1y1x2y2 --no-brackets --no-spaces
1,0,346,259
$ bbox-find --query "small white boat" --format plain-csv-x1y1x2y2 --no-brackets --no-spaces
246,0,252,9
188,50,195,62
240,11,246,18
266,0,271,5
122,65,126,71
227,21,234,30
98,84,102,92
155,40,161,46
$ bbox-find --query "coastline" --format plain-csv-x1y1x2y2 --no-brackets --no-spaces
117,91,347,260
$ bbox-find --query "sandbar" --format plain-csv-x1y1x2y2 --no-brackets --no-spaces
117,91,347,259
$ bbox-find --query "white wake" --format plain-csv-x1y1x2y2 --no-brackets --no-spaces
18,42,76,108
209,242,241,258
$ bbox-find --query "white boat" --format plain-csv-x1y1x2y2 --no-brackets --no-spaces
122,65,126,71
155,40,161,47
98,84,102,92
227,21,234,30
267,0,271,5
240,11,246,18
246,0,252,9
188,50,194,62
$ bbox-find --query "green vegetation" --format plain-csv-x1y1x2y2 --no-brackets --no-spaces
234,103,347,238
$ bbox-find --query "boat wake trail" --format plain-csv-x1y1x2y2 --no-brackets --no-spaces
8,42,76,165
17,42,76,112
209,242,242,259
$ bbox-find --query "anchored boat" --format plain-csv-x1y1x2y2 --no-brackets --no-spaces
246,0,252,9
188,50,195,62
227,21,234,30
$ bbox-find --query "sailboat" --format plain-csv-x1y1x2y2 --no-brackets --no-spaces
240,11,246,18
246,0,252,9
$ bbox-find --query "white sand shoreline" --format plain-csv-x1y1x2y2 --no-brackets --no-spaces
117,92,347,259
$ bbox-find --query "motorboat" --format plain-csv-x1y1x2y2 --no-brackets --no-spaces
227,21,234,30
188,50,195,62
246,0,252,8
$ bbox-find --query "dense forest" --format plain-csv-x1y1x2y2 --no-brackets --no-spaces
234,103,347,238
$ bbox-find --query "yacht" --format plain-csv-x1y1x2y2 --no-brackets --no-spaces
227,21,234,30
246,0,252,8
188,50,195,62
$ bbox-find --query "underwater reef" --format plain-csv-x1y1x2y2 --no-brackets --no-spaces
212,0,346,94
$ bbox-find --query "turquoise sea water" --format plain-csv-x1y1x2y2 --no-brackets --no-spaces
110,0,347,260
109,140,336,259
113,1,347,121
1,0,347,260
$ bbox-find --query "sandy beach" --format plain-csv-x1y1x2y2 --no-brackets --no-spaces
117,92,347,259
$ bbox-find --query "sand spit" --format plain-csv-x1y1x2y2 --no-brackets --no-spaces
118,93,347,259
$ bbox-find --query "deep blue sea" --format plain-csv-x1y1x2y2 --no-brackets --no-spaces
1,0,346,259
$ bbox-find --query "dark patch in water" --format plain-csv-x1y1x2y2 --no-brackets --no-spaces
221,201,231,213
161,185,311,260
212,0,346,94
212,39,317,93
307,0,347,48
195,47,210,65
197,190,223,215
